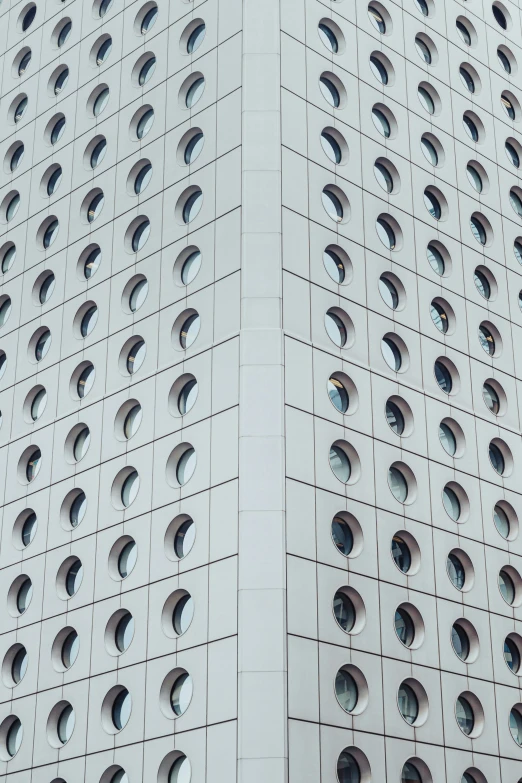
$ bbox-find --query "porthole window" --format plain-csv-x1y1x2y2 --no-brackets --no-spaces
452,622,471,661
439,421,457,456
121,470,140,507
467,163,483,192
456,695,477,736
86,192,104,223
98,0,114,17
42,218,59,249
494,503,511,539
57,20,72,47
447,552,466,590
138,56,156,86
136,108,154,139
372,107,391,137
320,75,340,108
335,669,358,713
64,559,83,597
504,635,522,673
4,718,22,758
178,378,198,415
368,4,386,33
424,188,442,219
56,704,75,745
0,298,11,328
511,188,522,217
498,47,513,74
474,267,493,300
323,247,347,283
173,593,194,635
434,359,453,392
328,375,349,413
418,85,435,114
506,140,520,168
322,186,346,222
394,606,415,647
510,706,522,745
93,88,109,117
96,37,112,66
386,400,404,435
185,77,205,108
489,441,506,475
52,67,69,95
77,363,95,398
5,193,20,222
69,491,87,528
492,3,508,29
463,113,479,142
0,353,7,381
1,245,16,273
388,465,408,502
79,305,98,337
502,92,518,120
167,757,191,783
430,300,449,333
112,689,132,731
459,65,476,93
170,673,193,716
374,161,394,192
130,163,152,196
126,340,146,373
443,485,461,521
427,242,446,275
59,630,79,670
179,313,201,349
115,613,134,652
456,20,472,45
49,116,66,146
415,35,432,64
9,144,24,172
5,646,28,686
381,336,402,371
376,216,397,249
329,443,351,482
187,22,206,53
182,131,204,165
398,682,419,724
140,6,158,33
421,135,439,166
46,167,62,196
338,751,362,783
131,219,150,251
470,215,488,245
121,404,142,440
325,310,348,347
25,448,42,482
333,591,355,632
16,578,32,614
117,540,137,579
173,518,195,559
318,22,339,53
176,447,197,485
332,516,354,556
370,54,388,84
17,50,32,77
391,535,411,572
401,762,422,783
321,131,342,164
478,323,496,355
181,189,203,223
20,512,37,546
13,96,28,124
72,427,90,462
21,4,36,31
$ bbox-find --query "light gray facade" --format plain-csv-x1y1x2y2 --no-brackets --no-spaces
1,0,522,781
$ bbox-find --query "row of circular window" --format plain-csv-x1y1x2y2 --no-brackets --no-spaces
323,10,522,122
373,0,519,36
10,0,142,37
9,21,205,108
2,122,205,223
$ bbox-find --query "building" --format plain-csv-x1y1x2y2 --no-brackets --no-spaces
0,0,522,781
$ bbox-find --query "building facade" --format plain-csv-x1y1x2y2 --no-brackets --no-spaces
1,0,522,781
